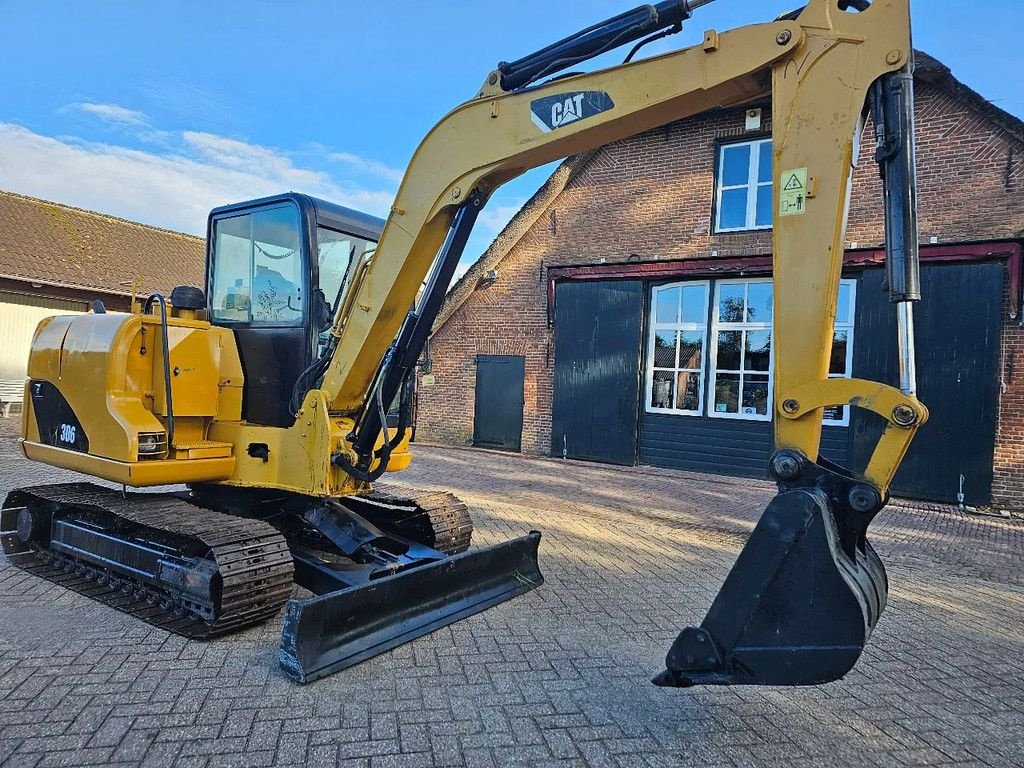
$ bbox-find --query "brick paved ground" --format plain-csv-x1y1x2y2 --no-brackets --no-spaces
0,415,20,441
1,437,1023,767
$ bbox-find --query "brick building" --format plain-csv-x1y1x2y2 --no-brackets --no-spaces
0,190,204,407
416,54,1024,509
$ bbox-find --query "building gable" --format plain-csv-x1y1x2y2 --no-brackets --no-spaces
433,51,1024,340
417,52,1024,509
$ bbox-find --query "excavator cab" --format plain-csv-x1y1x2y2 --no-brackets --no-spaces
205,194,382,428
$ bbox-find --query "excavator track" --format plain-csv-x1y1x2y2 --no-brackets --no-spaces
344,484,473,555
0,483,294,638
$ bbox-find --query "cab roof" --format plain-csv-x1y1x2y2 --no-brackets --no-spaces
208,192,385,242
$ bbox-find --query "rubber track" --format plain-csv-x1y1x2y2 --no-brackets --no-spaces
1,483,294,638
345,484,473,555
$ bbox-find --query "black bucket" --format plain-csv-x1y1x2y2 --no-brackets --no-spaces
654,486,887,687
279,530,543,683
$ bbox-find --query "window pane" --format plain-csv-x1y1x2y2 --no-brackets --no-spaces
836,282,852,324
655,287,680,323
252,206,303,323
319,228,374,310
755,184,773,227
654,331,677,368
212,214,252,322
742,376,770,416
719,188,748,230
721,144,751,186
680,285,706,324
651,370,675,409
746,282,773,323
713,374,740,414
823,404,845,422
830,330,849,375
718,284,745,322
717,330,742,370
745,331,771,371
757,141,773,183
677,371,700,411
679,331,703,369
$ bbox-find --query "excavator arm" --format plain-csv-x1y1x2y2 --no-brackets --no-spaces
320,0,926,686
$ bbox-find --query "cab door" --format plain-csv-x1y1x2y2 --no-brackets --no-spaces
208,201,310,428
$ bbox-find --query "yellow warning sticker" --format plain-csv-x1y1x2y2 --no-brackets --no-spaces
779,167,808,217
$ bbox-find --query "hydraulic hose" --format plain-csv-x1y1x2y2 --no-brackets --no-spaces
497,0,713,91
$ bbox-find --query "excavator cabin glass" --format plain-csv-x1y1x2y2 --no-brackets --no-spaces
211,203,305,326
317,227,374,316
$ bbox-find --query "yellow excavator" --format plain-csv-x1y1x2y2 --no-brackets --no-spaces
1,0,926,687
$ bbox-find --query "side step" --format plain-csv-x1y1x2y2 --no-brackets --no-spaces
279,530,543,683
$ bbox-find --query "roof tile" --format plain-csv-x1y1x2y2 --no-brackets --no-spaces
0,189,205,296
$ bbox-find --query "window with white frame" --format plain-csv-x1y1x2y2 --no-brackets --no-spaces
708,279,774,420
715,138,773,233
645,277,856,423
823,281,857,426
646,282,710,415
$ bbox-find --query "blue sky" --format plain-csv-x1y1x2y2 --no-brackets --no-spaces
1,1,1021,277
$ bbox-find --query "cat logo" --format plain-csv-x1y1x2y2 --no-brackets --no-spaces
530,91,615,133
551,94,586,128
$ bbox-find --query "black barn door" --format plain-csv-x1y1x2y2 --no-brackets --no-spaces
551,280,644,465
852,262,1003,505
473,355,525,451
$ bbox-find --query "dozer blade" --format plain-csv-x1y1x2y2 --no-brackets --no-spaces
655,452,888,687
279,530,542,683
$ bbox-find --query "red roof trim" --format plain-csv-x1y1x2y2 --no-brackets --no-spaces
546,240,1024,323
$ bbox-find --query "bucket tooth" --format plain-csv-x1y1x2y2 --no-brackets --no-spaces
279,530,543,683
656,454,888,688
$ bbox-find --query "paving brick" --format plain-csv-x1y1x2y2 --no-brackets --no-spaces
36,746,115,767
369,753,436,768
1,442,1023,768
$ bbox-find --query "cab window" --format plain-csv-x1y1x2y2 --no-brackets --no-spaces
317,227,375,311
211,205,304,324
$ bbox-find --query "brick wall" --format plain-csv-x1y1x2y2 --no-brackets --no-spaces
417,74,1024,505
993,277,1024,510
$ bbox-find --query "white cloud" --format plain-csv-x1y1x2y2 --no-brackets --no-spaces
0,122,396,235
477,200,525,235
0,107,530,260
451,260,474,285
328,151,404,184
69,102,150,126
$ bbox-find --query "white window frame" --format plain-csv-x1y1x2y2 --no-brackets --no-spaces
714,138,773,233
645,281,710,417
823,280,857,427
705,277,857,424
707,278,775,421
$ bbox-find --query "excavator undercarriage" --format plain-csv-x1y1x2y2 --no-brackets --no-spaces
2,482,542,683
2,484,295,638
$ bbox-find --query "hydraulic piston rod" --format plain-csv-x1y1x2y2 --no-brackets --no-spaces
897,303,917,396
